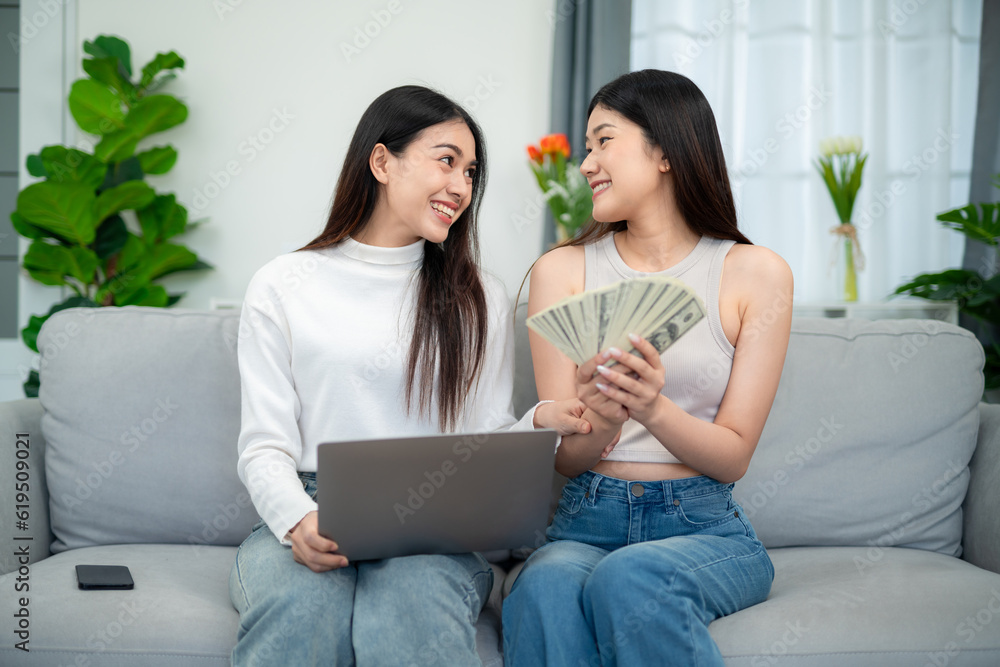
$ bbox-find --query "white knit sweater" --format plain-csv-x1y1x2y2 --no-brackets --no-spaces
236,237,539,544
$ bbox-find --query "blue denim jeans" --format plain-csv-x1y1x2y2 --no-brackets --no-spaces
502,471,774,667
229,472,495,666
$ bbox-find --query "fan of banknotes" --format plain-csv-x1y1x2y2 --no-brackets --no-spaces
526,276,706,367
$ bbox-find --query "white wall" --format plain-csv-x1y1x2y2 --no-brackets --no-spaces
76,0,555,305
2,0,556,400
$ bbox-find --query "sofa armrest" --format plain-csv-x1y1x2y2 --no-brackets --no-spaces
0,399,51,574
962,402,1000,574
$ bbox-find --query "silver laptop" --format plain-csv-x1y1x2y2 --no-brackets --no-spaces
317,429,558,561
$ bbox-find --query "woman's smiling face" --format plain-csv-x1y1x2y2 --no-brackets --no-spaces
580,105,670,224
373,119,478,246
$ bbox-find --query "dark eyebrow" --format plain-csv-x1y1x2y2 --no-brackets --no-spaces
585,123,618,141
432,143,478,168
433,143,464,157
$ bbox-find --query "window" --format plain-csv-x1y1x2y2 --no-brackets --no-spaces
631,0,982,303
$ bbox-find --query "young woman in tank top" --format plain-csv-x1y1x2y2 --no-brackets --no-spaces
503,69,794,666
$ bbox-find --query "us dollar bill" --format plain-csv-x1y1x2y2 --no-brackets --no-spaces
526,276,706,366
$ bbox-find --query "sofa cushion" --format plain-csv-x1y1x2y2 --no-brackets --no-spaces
502,546,1000,665
0,544,240,666
710,546,1000,666
38,307,258,552
734,317,983,556
0,543,505,666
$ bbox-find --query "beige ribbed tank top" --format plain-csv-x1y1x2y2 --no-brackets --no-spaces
584,233,736,464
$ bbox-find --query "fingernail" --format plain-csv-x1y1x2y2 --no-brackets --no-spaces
596,365,610,376
596,383,608,392
608,347,622,357
628,333,640,344
600,350,612,361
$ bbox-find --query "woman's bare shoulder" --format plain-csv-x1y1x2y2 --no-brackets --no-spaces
725,243,792,288
532,244,586,285
723,244,793,322
528,244,587,311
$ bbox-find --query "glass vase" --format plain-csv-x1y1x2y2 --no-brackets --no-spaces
842,236,858,302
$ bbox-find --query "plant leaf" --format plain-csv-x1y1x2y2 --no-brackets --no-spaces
116,284,168,307
168,258,212,275
22,370,39,398
137,194,188,243
844,153,867,218
95,95,188,162
22,243,70,286
99,156,144,191
139,243,199,281
92,180,156,224
92,214,129,259
82,56,136,102
39,146,107,188
893,269,993,307
123,94,189,140
23,241,99,286
107,241,198,288
114,233,147,274
68,79,126,135
16,182,97,245
134,145,178,175
143,73,176,95
138,51,185,90
96,236,144,304
94,130,140,163
937,203,1000,245
21,316,44,353
21,295,100,354
10,212,48,240
84,35,132,78
26,154,46,177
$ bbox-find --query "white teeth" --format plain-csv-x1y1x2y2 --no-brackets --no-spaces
593,182,611,193
431,203,455,217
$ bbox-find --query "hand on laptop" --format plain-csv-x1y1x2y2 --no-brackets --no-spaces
533,398,593,436
288,511,350,572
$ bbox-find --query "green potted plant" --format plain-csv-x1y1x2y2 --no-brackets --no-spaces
12,34,211,396
893,175,1000,390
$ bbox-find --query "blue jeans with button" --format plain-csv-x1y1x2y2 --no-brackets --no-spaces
229,473,495,666
502,471,774,666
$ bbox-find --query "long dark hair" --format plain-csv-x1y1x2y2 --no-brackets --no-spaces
564,69,751,249
299,85,489,431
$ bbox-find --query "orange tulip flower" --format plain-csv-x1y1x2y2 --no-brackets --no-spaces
540,133,570,158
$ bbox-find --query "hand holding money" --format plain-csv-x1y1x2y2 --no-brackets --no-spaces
526,276,706,367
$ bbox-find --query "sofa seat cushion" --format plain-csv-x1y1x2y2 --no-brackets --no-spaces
503,546,1000,665
0,543,505,666
711,546,1000,666
0,544,239,666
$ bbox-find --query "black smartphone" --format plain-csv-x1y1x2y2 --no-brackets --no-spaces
76,564,134,590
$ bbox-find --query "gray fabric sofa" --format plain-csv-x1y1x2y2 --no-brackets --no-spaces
1,305,999,666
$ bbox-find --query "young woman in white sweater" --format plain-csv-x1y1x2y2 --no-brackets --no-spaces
229,85,588,666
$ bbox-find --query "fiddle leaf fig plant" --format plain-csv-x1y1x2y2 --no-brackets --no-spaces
12,35,211,396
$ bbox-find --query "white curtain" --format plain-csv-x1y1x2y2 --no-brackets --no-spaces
631,0,982,303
